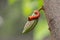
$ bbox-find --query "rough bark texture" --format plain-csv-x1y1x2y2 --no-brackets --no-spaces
44,0,60,40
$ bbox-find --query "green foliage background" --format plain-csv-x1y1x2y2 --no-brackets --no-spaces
0,0,50,40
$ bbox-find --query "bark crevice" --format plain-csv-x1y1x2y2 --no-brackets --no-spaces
44,0,60,40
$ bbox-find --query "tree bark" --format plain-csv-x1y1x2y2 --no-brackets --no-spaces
44,0,60,40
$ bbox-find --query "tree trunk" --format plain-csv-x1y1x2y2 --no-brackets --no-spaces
44,0,60,40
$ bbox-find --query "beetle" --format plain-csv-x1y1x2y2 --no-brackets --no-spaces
22,7,44,34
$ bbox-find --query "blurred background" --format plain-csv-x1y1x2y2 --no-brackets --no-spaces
0,0,50,40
